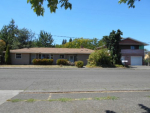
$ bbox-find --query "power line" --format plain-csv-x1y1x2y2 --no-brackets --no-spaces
34,33,95,39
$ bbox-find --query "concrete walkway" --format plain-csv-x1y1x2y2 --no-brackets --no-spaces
0,90,23,105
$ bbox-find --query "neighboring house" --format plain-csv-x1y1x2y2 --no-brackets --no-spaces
120,38,148,66
6,48,94,65
97,37,148,66
144,51,150,60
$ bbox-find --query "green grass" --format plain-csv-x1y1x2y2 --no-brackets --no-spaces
7,99,23,102
7,96,119,103
57,98,73,102
115,64,124,68
93,96,118,101
26,98,36,103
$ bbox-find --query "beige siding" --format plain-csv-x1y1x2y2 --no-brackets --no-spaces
11,53,30,65
77,54,89,65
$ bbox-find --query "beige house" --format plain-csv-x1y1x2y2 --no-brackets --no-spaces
8,48,94,65
145,52,150,60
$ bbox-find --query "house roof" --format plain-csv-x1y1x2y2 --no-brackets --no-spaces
119,37,148,46
9,48,94,54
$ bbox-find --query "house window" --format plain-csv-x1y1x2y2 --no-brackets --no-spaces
131,46,135,50
16,54,21,59
60,55,64,58
50,55,53,59
39,54,50,59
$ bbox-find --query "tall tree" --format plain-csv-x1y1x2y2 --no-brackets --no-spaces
17,28,35,48
0,19,19,49
69,38,72,42
5,45,11,64
37,30,54,47
62,39,67,45
103,29,123,64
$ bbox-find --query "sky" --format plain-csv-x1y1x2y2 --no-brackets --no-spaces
0,0,150,50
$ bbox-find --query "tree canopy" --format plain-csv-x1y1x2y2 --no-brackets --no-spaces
0,40,6,55
27,0,72,16
56,38,104,50
27,0,140,16
0,19,36,49
118,0,140,8
36,30,54,47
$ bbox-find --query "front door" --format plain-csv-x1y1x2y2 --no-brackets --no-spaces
30,54,36,64
69,56,74,62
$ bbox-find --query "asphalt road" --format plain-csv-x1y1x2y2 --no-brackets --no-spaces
0,68,150,113
0,68,150,91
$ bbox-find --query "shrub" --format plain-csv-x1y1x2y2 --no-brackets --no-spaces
87,48,112,67
75,61,84,68
56,59,68,65
32,59,53,65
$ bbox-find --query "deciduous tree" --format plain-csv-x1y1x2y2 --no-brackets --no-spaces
0,40,6,54
27,0,140,16
118,0,140,8
27,0,72,16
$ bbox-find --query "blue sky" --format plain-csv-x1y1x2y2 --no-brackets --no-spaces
0,0,150,50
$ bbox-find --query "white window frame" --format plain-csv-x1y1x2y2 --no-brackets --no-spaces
39,54,53,59
60,54,65,59
50,54,53,59
15,53,22,59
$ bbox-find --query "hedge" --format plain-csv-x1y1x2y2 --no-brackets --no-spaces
32,59,53,65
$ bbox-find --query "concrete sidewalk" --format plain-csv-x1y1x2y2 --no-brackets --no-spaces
0,91,150,113
130,66,150,70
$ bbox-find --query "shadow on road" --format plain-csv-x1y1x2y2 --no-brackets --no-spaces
105,104,150,113
105,110,116,113
139,104,150,113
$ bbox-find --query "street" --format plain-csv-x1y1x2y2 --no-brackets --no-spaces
0,68,150,113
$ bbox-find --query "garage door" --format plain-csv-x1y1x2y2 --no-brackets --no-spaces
131,56,142,65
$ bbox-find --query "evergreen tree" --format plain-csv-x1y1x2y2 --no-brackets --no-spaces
69,38,72,42
62,39,64,45
103,29,123,64
36,30,54,47
5,45,11,64
0,19,19,49
62,39,67,45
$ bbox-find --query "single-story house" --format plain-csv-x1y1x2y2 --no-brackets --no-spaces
7,48,94,65
120,38,148,65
